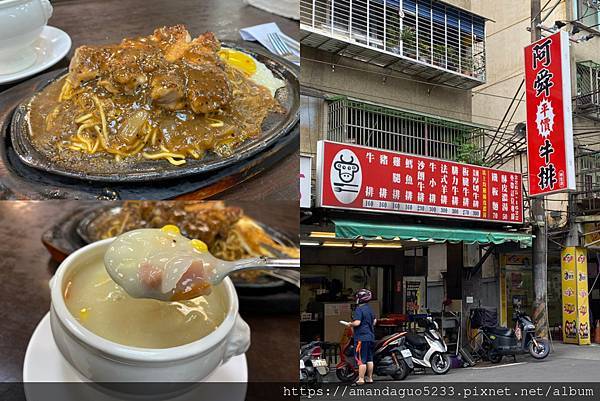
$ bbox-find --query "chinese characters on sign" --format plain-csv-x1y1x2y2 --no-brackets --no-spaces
317,141,523,224
524,30,576,196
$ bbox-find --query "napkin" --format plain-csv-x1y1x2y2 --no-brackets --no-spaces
243,0,299,20
239,22,300,64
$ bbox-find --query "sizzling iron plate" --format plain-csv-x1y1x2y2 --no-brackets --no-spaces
10,43,299,183
75,204,299,289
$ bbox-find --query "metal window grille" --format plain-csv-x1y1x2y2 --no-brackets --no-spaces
327,98,485,163
300,0,486,80
575,0,600,27
576,149,600,197
574,61,600,121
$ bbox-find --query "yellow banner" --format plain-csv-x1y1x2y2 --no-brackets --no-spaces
561,247,590,345
576,248,591,345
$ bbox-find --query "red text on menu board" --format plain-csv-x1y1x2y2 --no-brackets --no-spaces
317,140,523,224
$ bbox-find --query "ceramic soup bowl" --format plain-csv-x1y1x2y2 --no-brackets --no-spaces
49,238,250,382
0,0,53,74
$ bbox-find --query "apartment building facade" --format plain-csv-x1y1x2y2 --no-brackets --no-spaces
299,0,537,343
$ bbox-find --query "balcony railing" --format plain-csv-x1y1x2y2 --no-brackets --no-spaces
327,98,486,164
300,0,487,89
574,60,600,121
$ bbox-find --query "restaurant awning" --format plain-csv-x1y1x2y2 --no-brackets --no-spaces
333,220,533,248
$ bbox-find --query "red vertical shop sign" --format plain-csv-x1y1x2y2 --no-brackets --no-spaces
524,30,575,196
316,140,523,224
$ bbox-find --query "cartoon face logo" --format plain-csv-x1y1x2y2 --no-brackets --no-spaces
563,253,573,263
564,320,577,337
579,289,588,298
330,149,362,205
579,305,588,316
564,287,574,297
580,322,589,338
563,271,574,281
577,254,586,264
563,303,575,314
579,272,587,281
334,154,359,183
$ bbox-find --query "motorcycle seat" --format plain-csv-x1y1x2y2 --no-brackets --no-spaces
484,326,513,337
374,332,404,350
405,333,428,349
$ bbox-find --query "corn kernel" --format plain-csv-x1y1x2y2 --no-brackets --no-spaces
161,225,180,235
191,239,208,252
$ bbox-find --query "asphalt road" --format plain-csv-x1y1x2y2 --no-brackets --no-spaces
326,342,600,383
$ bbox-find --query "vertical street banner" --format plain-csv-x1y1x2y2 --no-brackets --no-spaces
575,248,591,345
300,155,312,208
524,30,575,196
561,247,591,345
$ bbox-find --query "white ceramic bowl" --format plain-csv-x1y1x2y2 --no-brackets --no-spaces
0,0,53,74
49,238,251,382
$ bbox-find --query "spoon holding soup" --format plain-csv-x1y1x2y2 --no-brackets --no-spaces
103,225,299,301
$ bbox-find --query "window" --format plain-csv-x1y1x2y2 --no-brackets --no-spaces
576,148,600,195
575,61,600,107
575,0,600,28
300,0,486,80
327,98,485,164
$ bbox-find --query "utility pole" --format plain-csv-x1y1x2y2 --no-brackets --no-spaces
530,0,548,339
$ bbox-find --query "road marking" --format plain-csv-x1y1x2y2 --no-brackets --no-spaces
471,362,527,370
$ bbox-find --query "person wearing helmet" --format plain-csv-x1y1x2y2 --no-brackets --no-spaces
347,288,377,385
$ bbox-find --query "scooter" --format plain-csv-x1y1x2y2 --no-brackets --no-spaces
335,322,413,382
300,341,329,385
480,308,550,363
404,316,451,374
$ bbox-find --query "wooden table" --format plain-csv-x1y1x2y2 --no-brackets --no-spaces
0,0,299,201
0,201,299,388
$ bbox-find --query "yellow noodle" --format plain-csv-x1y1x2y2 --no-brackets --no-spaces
129,140,146,155
151,127,158,146
142,151,186,160
45,107,60,130
166,156,186,166
58,81,72,102
207,118,224,127
92,96,109,146
188,149,200,159
75,113,94,123
68,143,86,151
76,133,93,152
91,138,100,154
93,125,126,156
77,123,96,135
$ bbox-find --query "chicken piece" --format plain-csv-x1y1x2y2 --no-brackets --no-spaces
150,25,191,62
182,34,231,113
184,32,222,66
66,26,233,113
110,47,149,94
68,45,112,87
185,64,232,114
150,70,186,110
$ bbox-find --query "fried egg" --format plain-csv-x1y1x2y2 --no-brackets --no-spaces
219,48,285,97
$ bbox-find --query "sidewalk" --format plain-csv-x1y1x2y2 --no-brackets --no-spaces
324,342,600,383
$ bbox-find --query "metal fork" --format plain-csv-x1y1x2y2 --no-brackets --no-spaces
258,241,300,287
268,32,300,64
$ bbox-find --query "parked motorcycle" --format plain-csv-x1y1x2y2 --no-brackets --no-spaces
300,341,329,385
404,315,451,374
480,308,550,363
335,322,413,382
